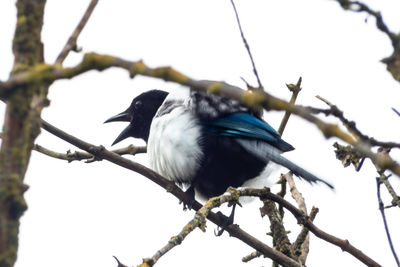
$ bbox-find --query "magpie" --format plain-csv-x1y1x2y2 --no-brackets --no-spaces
105,86,333,232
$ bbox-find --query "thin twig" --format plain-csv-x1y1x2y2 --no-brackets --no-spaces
278,77,302,136
55,0,99,64
33,143,146,162
314,95,400,149
392,108,400,117
242,250,263,263
334,0,397,46
376,174,400,266
230,0,263,90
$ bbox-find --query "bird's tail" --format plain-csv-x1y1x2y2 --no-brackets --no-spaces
236,139,334,189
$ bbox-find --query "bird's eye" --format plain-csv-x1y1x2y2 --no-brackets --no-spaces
135,100,142,109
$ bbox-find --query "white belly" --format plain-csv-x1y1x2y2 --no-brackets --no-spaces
147,106,203,184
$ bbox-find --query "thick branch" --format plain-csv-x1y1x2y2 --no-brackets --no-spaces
0,1,47,267
1,53,399,178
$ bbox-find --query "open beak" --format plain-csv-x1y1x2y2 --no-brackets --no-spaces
105,110,133,145
111,124,134,146
104,110,131,123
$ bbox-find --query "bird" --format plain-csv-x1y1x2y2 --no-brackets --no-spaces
105,85,333,233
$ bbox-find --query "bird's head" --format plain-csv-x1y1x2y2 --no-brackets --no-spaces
105,89,169,145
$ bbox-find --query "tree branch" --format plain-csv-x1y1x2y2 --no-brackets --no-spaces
139,188,302,267
40,119,301,267
278,77,302,136
1,53,399,179
376,173,400,266
314,95,400,149
238,188,381,267
334,0,400,82
230,0,263,89
33,143,146,162
0,1,47,266
55,0,99,64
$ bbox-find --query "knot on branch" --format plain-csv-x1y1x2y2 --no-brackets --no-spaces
0,175,29,219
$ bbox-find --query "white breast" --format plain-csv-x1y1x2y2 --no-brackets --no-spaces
147,92,203,184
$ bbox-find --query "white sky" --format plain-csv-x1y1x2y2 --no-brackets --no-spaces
1,0,400,266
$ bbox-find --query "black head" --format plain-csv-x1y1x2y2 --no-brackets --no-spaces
105,90,169,145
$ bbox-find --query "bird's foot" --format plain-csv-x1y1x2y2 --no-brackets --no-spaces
179,185,196,211
214,203,237,236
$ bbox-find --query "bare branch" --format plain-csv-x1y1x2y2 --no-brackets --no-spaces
40,119,302,267
33,144,146,162
236,187,381,267
140,188,303,267
292,207,319,264
334,0,400,82
284,172,312,264
2,53,399,179
334,0,397,46
392,107,400,117
278,77,302,136
230,0,263,90
242,250,263,263
55,0,99,64
260,197,293,260
314,95,400,149
376,174,400,266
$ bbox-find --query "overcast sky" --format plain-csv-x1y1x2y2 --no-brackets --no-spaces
1,0,400,266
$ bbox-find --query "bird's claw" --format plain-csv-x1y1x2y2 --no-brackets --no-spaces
214,204,237,236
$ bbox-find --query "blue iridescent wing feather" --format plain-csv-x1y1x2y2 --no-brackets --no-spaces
205,113,294,152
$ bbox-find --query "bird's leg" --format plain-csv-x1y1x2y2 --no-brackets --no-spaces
215,203,237,236
179,184,196,210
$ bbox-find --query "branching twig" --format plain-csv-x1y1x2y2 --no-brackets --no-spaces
376,174,400,266
33,144,146,162
292,207,318,264
230,0,263,90
240,188,381,267
55,0,99,64
334,0,400,81
260,197,293,260
278,77,302,136
334,0,397,46
284,172,312,264
314,95,400,149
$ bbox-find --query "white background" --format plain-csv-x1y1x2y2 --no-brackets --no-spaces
1,0,400,266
